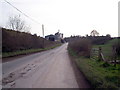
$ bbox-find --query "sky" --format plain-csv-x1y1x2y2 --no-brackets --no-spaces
0,0,119,37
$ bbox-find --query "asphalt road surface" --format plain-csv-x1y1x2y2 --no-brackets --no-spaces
2,43,89,88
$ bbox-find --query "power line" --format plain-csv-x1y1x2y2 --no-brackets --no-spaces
4,0,41,25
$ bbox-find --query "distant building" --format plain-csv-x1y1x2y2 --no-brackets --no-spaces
45,34,55,41
45,32,63,41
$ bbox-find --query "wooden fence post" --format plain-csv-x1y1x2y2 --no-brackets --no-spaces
99,47,102,61
112,46,117,67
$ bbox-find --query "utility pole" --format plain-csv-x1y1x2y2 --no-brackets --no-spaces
42,24,44,48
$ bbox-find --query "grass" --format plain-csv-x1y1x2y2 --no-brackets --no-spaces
68,48,120,88
3,44,61,58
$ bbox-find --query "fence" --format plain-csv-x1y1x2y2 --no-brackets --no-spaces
90,47,120,65
90,48,99,60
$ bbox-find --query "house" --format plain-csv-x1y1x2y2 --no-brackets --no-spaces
45,32,63,41
45,34,55,41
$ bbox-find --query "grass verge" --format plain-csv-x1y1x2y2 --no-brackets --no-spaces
68,48,120,88
3,44,62,58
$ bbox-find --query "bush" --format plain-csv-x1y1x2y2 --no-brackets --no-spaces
88,36,111,45
2,28,60,52
68,38,92,57
112,39,120,56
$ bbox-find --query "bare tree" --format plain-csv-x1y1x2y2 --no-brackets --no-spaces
90,30,99,36
7,15,30,32
106,34,111,37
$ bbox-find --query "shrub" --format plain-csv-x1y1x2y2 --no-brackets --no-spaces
68,38,92,57
2,28,60,52
112,39,120,56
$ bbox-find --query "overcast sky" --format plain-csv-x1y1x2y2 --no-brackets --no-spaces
0,0,119,37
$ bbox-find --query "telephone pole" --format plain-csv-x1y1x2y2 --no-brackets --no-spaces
42,24,44,48
42,24,44,37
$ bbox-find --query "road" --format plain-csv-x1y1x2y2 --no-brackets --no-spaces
2,43,89,88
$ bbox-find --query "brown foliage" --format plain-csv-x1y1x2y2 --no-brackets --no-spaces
112,39,120,56
69,38,92,57
2,28,59,52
